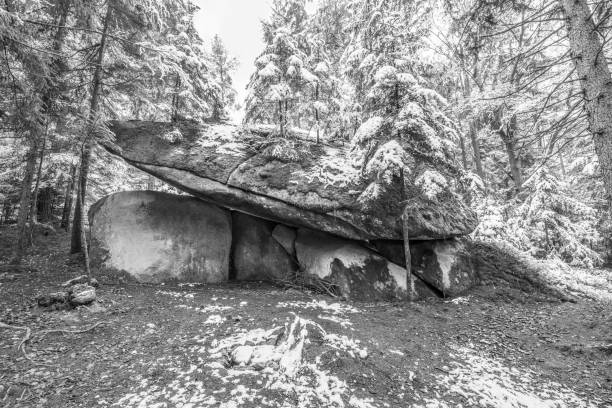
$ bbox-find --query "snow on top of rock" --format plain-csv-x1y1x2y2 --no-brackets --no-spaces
416,170,448,200
296,145,361,189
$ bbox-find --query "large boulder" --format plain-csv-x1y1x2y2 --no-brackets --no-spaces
89,191,232,283
294,229,437,301
103,121,478,242
373,238,478,297
410,239,478,297
231,212,297,281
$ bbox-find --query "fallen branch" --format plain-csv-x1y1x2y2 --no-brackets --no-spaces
1,322,104,365
273,275,340,298
38,322,104,340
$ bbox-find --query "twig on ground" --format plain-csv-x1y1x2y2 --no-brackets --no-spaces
38,322,104,339
1,321,104,365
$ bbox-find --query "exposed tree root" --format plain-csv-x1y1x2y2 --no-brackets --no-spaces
0,321,104,365
38,322,104,340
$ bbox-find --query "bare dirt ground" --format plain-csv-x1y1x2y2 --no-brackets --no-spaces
1,226,611,407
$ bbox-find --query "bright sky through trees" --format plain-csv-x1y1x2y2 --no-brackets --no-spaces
194,0,271,106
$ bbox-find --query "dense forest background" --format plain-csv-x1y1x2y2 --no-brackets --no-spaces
1,0,611,269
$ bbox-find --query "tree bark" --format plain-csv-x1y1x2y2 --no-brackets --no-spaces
493,109,522,193
469,121,485,183
38,187,54,223
28,131,47,225
401,168,414,302
560,0,612,213
60,164,77,230
71,4,112,254
12,144,38,262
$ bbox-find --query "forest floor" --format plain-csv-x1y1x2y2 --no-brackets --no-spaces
0,225,611,408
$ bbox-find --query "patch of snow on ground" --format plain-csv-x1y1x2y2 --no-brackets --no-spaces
177,304,234,313
155,290,195,300
426,345,602,408
204,314,224,325
276,300,361,314
324,333,367,358
318,313,354,329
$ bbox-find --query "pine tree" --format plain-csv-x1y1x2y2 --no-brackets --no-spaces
245,0,316,136
210,35,238,121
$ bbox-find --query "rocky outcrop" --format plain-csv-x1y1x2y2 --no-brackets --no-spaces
103,121,478,242
231,212,297,281
294,229,437,301
89,191,232,283
89,191,479,300
372,239,478,297
410,239,478,297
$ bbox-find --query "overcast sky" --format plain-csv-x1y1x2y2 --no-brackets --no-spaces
193,0,272,105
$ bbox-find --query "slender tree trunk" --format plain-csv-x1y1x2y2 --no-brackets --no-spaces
560,0,612,213
60,164,77,230
503,136,522,192
401,168,414,302
459,135,468,170
493,109,522,193
315,82,320,143
279,100,285,137
71,4,112,254
469,121,485,182
29,131,47,225
559,152,567,179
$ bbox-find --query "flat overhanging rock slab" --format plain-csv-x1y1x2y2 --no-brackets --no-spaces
104,120,478,241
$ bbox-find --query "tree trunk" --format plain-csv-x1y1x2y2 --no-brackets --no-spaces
559,151,567,179
279,100,285,137
71,4,112,254
315,83,320,143
401,168,414,302
469,121,485,182
459,134,468,170
29,131,47,225
12,144,38,263
60,164,77,230
38,187,54,223
560,0,612,213
493,109,522,193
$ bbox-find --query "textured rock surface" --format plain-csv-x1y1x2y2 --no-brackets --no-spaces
104,121,478,241
90,191,231,283
295,229,437,301
231,212,297,281
69,284,96,305
272,224,297,257
410,239,478,297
